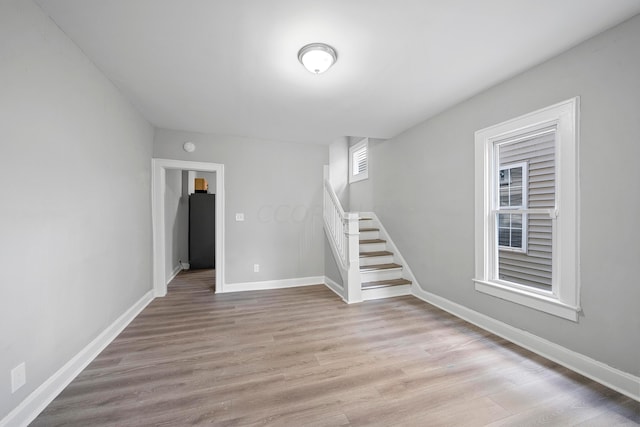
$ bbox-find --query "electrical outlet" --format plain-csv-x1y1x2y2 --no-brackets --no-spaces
235,213,245,221
253,264,260,273
11,362,26,393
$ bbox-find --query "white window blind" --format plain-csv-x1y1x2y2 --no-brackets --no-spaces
349,138,369,183
353,145,367,176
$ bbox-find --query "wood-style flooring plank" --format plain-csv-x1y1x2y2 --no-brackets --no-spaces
32,269,639,426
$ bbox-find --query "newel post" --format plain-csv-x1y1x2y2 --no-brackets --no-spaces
345,212,362,303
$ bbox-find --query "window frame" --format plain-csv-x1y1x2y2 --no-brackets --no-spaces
349,138,369,183
474,98,580,321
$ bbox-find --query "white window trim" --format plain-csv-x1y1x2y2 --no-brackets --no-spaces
474,97,580,321
497,161,528,253
349,138,369,183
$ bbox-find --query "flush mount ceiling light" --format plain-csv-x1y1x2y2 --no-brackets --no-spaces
298,43,337,74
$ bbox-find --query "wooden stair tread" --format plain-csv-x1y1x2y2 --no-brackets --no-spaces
362,278,412,289
360,263,402,272
359,239,386,244
359,228,379,232
360,251,393,258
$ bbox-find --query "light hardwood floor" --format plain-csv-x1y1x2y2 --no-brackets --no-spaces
33,270,639,426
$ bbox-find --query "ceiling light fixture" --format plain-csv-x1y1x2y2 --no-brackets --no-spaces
298,43,337,74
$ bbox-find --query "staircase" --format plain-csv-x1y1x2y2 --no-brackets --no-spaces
358,216,412,300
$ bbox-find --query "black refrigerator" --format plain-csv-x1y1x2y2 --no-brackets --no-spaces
189,193,215,269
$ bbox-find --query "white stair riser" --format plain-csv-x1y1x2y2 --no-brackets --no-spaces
362,284,412,301
359,255,394,266
359,220,374,229
359,230,380,240
360,268,403,282
359,242,386,252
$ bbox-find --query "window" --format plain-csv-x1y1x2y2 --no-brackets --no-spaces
349,138,368,183
498,162,527,252
474,98,580,321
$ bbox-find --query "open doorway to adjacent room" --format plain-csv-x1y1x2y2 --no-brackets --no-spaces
152,159,225,297
165,170,217,291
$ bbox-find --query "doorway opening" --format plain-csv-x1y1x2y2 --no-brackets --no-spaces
152,159,225,297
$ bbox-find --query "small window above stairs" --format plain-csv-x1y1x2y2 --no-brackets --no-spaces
358,217,412,300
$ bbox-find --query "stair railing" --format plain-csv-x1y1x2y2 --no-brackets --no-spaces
323,169,362,303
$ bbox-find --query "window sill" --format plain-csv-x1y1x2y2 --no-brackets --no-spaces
349,173,368,184
473,279,579,322
498,246,527,254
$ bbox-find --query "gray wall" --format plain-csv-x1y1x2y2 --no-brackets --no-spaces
165,169,188,278
154,130,328,284
328,137,350,209
178,174,189,264
370,14,640,376
0,0,154,420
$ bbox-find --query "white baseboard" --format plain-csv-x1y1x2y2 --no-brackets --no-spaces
166,264,182,285
180,262,190,270
222,276,325,293
0,291,154,427
363,284,412,301
411,286,640,402
324,276,346,302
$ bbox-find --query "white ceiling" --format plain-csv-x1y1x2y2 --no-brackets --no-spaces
36,0,640,144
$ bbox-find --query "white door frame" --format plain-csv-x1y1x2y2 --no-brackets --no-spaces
152,158,225,296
